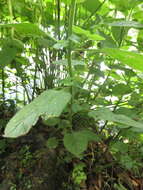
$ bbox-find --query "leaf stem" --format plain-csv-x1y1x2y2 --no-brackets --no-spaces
7,0,14,38
67,0,76,79
2,68,5,101
67,0,77,123
57,0,61,40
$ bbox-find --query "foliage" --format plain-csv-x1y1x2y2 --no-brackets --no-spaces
72,162,87,185
4,89,71,137
1,0,143,189
64,129,100,157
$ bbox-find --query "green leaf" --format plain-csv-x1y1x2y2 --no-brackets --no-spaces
73,26,105,41
137,30,143,51
110,141,129,153
102,48,143,72
120,155,135,170
72,103,83,113
111,26,126,43
4,90,71,138
64,132,87,157
98,32,117,48
89,108,143,130
0,38,24,68
108,21,143,28
0,140,7,151
83,0,101,13
46,137,59,149
0,23,55,41
53,40,69,49
114,183,128,190
64,130,100,157
37,38,55,48
81,129,101,142
42,117,60,126
112,84,132,96
61,0,85,4
77,0,86,2
53,59,84,66
0,47,18,68
110,0,138,11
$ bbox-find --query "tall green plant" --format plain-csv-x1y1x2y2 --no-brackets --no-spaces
1,0,143,188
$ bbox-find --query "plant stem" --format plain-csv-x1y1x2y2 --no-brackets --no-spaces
32,64,37,100
67,0,76,78
7,0,14,38
118,8,133,47
57,0,61,40
67,0,76,123
15,77,18,102
2,68,5,101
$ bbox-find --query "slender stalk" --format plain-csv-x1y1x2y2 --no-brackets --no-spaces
118,8,133,47
56,0,61,78
32,64,37,100
7,0,14,37
1,29,5,102
15,77,18,102
57,0,61,40
23,89,26,105
21,78,31,103
2,68,5,101
67,0,77,123
63,4,68,39
67,0,76,78
41,50,48,90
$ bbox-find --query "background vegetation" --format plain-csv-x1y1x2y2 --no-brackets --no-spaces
1,0,143,189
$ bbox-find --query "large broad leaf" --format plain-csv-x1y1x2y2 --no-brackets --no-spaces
4,90,71,138
108,21,143,28
73,26,105,41
0,23,56,41
89,108,143,130
64,130,100,157
102,48,143,72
